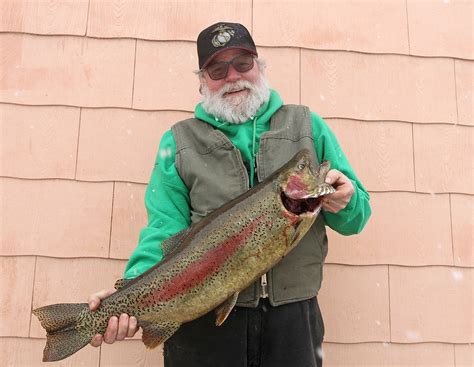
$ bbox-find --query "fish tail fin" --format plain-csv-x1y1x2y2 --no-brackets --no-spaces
33,303,92,362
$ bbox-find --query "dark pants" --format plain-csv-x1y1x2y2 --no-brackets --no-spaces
164,297,325,367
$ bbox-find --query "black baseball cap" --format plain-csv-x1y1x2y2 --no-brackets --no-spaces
197,22,257,70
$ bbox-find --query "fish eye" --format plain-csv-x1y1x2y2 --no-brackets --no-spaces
297,162,306,170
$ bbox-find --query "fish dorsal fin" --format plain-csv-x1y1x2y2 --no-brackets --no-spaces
160,227,192,257
113,278,130,291
215,292,239,326
139,320,180,349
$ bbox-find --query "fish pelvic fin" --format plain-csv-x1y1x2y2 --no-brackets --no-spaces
215,292,239,326
32,303,91,362
139,320,180,349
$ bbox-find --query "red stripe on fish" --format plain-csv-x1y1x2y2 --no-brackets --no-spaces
141,214,266,305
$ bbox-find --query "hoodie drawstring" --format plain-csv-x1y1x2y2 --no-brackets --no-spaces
251,116,257,186
252,116,257,159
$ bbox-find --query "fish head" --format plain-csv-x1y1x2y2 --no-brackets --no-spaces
276,149,336,220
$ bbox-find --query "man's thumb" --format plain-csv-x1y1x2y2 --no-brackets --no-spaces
325,170,335,184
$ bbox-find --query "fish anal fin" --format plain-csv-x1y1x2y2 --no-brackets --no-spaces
215,292,239,326
139,320,180,349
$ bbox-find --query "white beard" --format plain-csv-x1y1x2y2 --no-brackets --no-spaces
200,74,271,124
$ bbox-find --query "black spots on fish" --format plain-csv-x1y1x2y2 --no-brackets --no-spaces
108,192,293,324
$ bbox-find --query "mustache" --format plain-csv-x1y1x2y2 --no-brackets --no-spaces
216,80,256,97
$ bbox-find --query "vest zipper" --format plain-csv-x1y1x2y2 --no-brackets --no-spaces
231,147,250,190
260,273,268,298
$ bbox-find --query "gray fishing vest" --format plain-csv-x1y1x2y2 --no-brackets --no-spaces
171,105,328,307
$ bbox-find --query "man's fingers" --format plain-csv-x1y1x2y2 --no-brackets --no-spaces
128,316,138,337
322,190,350,213
88,298,99,311
322,198,339,213
325,169,341,185
116,314,130,341
88,289,116,311
103,316,118,344
322,169,354,214
90,334,103,347
88,289,111,303
90,313,137,347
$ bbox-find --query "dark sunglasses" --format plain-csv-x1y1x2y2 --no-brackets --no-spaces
205,54,255,80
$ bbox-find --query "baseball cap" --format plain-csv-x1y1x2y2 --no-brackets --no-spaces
197,22,257,70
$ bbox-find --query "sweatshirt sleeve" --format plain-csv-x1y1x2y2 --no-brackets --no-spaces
311,112,371,235
123,130,191,279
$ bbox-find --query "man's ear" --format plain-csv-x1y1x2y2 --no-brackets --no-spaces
198,74,207,95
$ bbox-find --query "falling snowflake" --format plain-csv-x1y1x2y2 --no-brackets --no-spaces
159,146,172,159
316,346,324,359
451,270,463,282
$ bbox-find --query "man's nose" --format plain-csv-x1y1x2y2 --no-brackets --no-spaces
224,64,242,82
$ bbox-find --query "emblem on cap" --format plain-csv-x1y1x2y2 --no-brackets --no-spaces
211,25,235,47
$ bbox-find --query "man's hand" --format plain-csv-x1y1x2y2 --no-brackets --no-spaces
88,289,139,347
322,169,355,213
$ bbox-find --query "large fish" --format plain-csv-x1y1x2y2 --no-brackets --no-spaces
33,149,335,362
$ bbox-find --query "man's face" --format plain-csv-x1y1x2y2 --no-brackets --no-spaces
202,48,261,98
199,48,270,124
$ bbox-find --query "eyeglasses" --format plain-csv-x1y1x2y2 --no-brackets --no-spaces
205,54,255,80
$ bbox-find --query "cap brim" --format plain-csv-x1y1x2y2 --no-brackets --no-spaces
201,47,258,70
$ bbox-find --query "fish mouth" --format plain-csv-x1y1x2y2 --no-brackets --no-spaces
280,191,325,216
280,182,336,216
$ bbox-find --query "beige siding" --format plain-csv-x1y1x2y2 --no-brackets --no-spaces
301,50,458,123
326,192,454,266
253,0,410,54
0,0,472,366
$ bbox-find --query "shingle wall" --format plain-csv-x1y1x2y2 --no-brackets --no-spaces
0,1,472,366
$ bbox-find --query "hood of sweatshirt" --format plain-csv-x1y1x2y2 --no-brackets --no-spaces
194,89,283,185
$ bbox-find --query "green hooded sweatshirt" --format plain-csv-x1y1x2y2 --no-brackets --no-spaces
124,90,371,279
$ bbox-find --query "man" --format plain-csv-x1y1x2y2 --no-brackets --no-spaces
89,22,371,367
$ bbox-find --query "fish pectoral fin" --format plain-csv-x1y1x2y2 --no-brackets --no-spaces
291,217,315,245
138,320,180,349
215,292,239,326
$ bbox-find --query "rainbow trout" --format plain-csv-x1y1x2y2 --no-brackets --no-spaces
33,149,335,362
